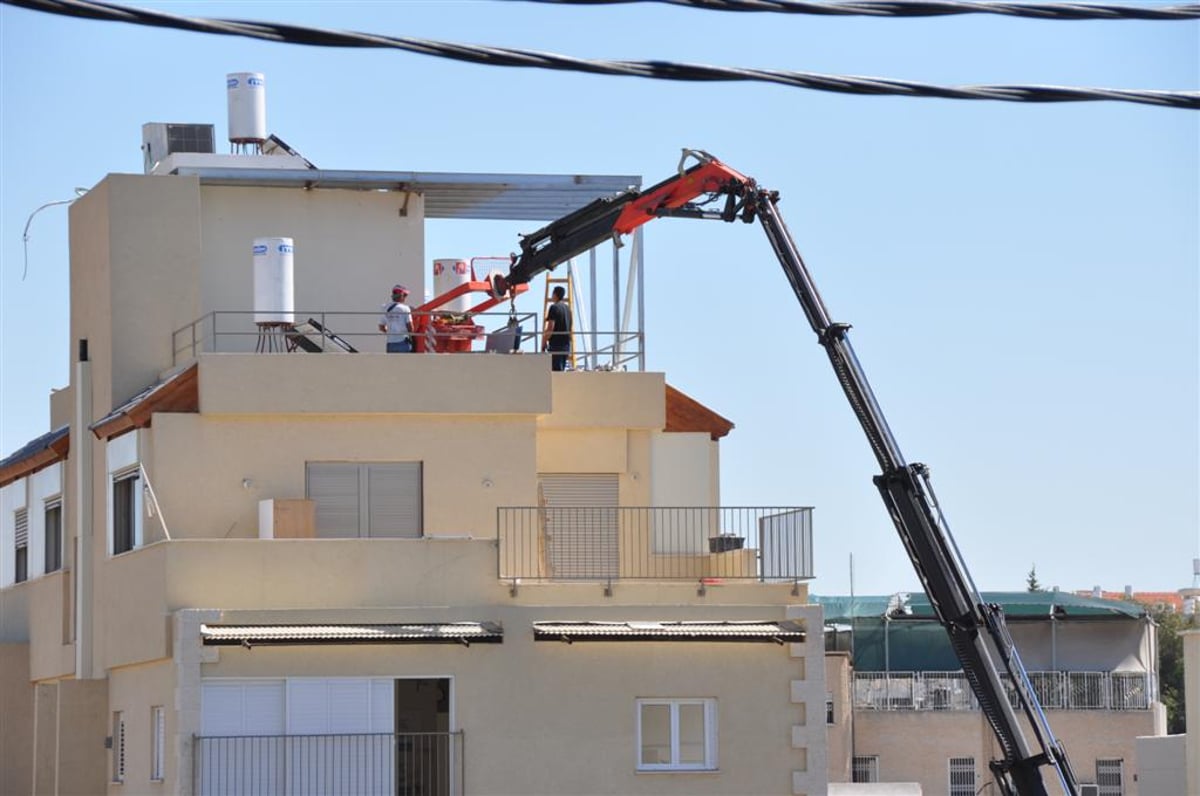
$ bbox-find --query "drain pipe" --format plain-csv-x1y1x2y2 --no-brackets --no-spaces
73,339,95,679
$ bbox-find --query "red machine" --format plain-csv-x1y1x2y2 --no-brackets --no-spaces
411,267,527,353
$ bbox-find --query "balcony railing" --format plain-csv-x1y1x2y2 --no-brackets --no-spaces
497,506,813,583
171,310,644,370
854,670,1155,712
193,731,463,796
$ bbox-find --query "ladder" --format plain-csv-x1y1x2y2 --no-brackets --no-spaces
543,273,576,370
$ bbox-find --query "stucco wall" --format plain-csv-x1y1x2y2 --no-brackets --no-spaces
108,659,176,796
195,601,810,796
0,643,33,796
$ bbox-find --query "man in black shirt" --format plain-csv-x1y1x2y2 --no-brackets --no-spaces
542,285,572,371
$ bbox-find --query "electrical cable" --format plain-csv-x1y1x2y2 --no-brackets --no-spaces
521,0,1200,22
3,0,1197,109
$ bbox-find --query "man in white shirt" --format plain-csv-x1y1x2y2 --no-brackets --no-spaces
379,284,413,353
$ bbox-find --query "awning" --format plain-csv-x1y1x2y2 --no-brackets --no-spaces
0,424,69,488
173,167,642,222
200,622,503,647
531,620,804,644
91,363,199,440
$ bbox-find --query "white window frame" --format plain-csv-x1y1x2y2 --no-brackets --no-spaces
1096,758,1124,796
150,705,166,781
44,498,63,573
107,433,142,556
635,698,717,772
949,756,976,796
112,710,126,783
852,755,879,783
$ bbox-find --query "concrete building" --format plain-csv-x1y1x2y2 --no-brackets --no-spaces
0,93,825,795
817,592,1166,796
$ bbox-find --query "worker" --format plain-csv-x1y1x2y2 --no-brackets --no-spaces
542,285,572,371
379,284,413,353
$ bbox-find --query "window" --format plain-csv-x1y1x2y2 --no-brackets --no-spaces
852,755,879,783
14,508,28,583
306,462,422,538
825,693,835,725
1096,759,1124,796
636,698,717,772
111,711,126,783
44,500,62,573
150,706,165,781
949,757,976,796
112,471,139,555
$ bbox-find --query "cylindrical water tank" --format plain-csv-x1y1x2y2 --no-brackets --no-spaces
227,72,267,144
433,258,473,313
253,237,294,325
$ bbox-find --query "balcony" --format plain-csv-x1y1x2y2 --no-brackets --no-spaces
194,731,463,796
497,506,813,585
853,670,1156,712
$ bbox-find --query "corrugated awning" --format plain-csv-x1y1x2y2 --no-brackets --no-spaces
531,620,804,644
173,167,642,222
201,622,503,647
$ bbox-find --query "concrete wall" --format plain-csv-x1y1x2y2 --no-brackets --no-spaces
0,643,33,796
197,184,425,356
1136,733,1185,796
853,707,1158,796
1185,628,1199,796
108,659,175,796
825,653,852,784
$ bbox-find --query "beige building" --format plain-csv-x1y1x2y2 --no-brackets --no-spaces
819,592,1166,796
0,116,827,795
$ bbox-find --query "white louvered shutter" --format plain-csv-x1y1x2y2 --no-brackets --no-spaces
367,463,422,538
538,474,619,578
307,463,362,537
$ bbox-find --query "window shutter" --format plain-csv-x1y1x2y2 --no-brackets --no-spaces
14,508,28,548
538,474,619,578
307,463,362,538
367,463,422,538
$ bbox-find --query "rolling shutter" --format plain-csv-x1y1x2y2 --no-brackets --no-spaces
538,474,618,578
367,463,422,538
307,463,422,538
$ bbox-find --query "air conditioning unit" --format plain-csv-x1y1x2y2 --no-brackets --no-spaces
1079,784,1100,796
141,123,215,173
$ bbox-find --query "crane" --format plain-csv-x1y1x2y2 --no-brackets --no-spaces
491,149,1081,796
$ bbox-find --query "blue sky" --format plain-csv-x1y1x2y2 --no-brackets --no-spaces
1,0,1196,596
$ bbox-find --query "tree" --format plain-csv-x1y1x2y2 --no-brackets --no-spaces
1026,565,1043,592
1152,606,1186,734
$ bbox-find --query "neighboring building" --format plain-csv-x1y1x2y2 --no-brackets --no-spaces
0,86,826,795
817,591,1166,796
1076,587,1184,615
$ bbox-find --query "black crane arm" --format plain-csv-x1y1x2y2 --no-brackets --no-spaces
496,150,1080,796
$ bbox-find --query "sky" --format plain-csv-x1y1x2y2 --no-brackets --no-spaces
0,0,1196,598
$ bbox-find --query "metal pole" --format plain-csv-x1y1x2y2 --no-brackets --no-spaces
636,228,646,371
589,247,598,371
611,244,620,368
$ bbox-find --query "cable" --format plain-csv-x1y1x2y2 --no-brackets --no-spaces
521,0,1200,21
4,0,1198,109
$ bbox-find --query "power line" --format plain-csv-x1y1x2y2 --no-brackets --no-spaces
4,0,1198,109
523,0,1200,21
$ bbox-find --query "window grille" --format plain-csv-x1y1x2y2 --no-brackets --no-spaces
14,508,28,582
112,711,126,783
826,693,835,725
949,757,976,796
151,706,165,781
44,500,62,573
852,755,879,783
1096,759,1124,796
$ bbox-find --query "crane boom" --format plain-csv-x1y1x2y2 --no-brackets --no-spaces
495,150,1081,796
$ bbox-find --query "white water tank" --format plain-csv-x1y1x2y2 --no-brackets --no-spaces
433,258,473,313
253,237,295,325
227,72,267,144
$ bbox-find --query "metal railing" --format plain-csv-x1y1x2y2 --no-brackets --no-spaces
193,731,463,796
854,671,1155,712
171,311,643,369
497,506,813,582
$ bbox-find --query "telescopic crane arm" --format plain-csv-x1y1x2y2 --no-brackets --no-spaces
495,149,1080,796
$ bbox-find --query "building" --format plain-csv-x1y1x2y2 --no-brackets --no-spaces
0,79,826,796
816,592,1166,796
